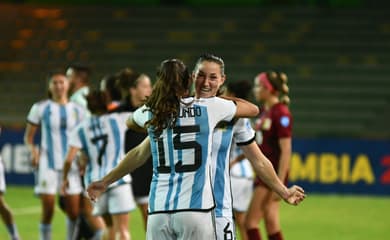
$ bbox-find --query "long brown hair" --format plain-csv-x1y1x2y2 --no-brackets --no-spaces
145,59,191,134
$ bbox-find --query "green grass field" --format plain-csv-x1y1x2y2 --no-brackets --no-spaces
1,186,388,240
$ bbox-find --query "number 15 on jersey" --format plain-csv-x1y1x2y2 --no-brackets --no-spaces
155,125,202,174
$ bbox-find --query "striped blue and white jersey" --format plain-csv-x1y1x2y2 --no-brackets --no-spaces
70,86,90,109
133,97,236,214
27,99,86,170
230,118,255,179
211,118,255,218
69,112,131,189
70,86,91,117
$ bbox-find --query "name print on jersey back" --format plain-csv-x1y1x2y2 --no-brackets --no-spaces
178,106,202,118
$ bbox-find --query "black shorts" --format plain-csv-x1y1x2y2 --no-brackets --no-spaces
130,157,153,197
124,129,153,197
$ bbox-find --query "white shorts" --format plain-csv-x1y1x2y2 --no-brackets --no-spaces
34,166,83,195
146,211,216,240
231,176,253,212
135,195,149,205
0,159,5,193
215,216,236,240
92,184,136,216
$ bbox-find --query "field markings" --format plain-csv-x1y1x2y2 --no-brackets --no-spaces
13,206,40,215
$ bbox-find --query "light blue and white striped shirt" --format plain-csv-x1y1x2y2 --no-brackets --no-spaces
27,99,86,170
211,118,255,218
133,97,236,214
70,112,131,188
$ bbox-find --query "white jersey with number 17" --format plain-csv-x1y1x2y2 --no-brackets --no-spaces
133,97,236,214
69,112,131,188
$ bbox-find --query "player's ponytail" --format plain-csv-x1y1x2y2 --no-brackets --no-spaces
278,72,290,105
145,59,191,134
263,71,290,105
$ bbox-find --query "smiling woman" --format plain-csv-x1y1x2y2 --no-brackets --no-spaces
192,53,226,98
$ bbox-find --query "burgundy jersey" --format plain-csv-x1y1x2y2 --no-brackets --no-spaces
255,103,292,169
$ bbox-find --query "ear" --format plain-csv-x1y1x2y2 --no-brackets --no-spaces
220,74,226,85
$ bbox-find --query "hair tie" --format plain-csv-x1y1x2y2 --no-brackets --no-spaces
257,72,275,93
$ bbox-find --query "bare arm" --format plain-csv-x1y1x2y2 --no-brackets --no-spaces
24,123,39,168
240,141,305,205
220,96,259,118
61,146,80,193
87,137,151,201
126,117,147,133
103,136,151,185
240,142,289,198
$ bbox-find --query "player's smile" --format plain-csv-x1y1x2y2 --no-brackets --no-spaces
200,87,212,93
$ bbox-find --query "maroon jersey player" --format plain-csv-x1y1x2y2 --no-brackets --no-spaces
246,71,292,240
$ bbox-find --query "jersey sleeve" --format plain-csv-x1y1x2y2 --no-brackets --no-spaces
70,93,88,109
80,106,90,121
132,105,150,128
26,102,41,125
69,124,84,149
233,118,256,146
74,104,88,122
213,97,237,122
274,109,292,138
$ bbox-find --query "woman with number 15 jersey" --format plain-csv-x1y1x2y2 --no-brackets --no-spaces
130,59,259,240
62,90,136,240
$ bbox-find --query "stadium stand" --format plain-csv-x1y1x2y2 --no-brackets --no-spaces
0,3,389,138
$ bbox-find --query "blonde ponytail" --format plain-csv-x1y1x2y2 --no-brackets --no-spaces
278,72,290,105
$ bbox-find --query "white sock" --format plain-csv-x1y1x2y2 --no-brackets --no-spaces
6,223,20,240
91,229,104,240
39,223,51,240
66,218,77,240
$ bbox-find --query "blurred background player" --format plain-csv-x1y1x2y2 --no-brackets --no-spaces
99,74,122,112
226,80,255,240
24,70,86,240
0,126,20,240
62,90,136,240
111,68,153,230
66,63,91,109
245,71,292,240
67,62,106,239
114,68,152,113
